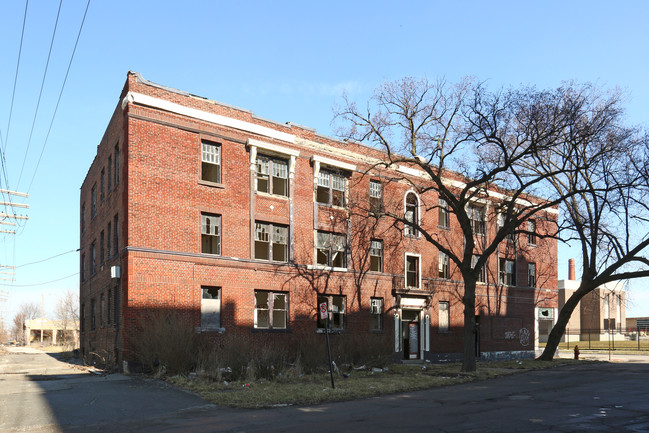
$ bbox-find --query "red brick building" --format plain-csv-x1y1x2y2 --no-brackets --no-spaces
80,72,558,368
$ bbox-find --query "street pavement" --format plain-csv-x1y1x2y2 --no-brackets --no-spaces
1,345,649,432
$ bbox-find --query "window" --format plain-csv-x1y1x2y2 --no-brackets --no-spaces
90,241,97,275
317,295,345,329
90,299,96,331
472,255,486,283
468,205,485,235
438,198,449,228
528,263,536,287
316,231,346,268
100,294,105,327
107,156,112,190
99,231,105,265
369,180,382,213
406,255,420,288
91,184,97,218
438,251,449,279
201,140,221,184
404,192,419,236
528,220,536,245
201,286,221,329
107,289,112,326
106,222,111,259
254,291,287,329
369,239,383,272
201,213,221,254
256,155,288,196
100,169,105,203
316,169,346,207
254,222,288,262
80,253,86,282
499,258,516,285
113,215,118,257
498,213,515,242
81,203,86,233
370,298,383,331
439,301,450,333
114,144,119,186
80,303,85,332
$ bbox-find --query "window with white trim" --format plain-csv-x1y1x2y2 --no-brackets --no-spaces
201,286,221,329
499,258,516,285
439,301,450,332
528,220,537,245
255,222,288,262
497,213,515,241
370,297,383,330
317,294,345,329
369,180,382,213
201,140,221,184
468,205,485,235
256,155,288,196
317,169,346,207
406,254,420,288
404,192,419,236
201,213,221,255
472,254,486,283
369,239,383,272
316,231,346,268
528,262,536,287
438,198,449,228
254,291,287,329
438,251,449,279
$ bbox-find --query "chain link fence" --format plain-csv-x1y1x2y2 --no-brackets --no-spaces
561,326,649,351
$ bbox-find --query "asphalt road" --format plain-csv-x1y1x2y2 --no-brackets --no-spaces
1,346,648,432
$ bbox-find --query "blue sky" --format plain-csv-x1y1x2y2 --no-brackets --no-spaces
1,0,648,322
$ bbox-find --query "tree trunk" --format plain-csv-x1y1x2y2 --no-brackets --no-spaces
461,280,477,372
537,287,584,361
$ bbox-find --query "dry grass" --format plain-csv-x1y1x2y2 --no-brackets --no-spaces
167,358,585,408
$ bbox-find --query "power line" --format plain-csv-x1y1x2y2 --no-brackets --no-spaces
15,248,78,268
0,272,78,287
4,0,29,152
1,1,29,217
17,0,63,189
27,0,91,193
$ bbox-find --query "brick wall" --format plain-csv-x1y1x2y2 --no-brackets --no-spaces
80,72,558,367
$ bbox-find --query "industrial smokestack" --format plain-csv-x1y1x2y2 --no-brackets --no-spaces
568,258,575,281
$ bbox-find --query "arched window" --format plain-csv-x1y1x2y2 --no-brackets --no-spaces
404,192,419,236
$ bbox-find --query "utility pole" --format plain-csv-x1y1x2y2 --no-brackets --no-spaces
0,290,8,336
0,189,29,234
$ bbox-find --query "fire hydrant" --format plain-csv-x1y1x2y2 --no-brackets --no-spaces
574,345,580,360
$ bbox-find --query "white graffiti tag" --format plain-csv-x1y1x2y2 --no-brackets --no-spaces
504,331,517,340
519,328,531,346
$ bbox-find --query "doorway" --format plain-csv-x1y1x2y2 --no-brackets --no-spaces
402,309,420,360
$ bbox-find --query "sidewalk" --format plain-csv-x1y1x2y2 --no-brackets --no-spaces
556,349,649,363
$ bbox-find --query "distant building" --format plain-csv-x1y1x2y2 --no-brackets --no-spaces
558,259,626,341
24,318,79,346
79,72,559,369
626,317,649,334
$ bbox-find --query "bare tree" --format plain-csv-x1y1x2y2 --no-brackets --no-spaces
19,302,40,320
334,78,624,371
11,313,25,343
55,290,79,347
525,87,649,360
9,303,41,344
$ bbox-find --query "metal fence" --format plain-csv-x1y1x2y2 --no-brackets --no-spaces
561,327,649,351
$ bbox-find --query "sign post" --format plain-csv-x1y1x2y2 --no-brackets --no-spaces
320,302,335,389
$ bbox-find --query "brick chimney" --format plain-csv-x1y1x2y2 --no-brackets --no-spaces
568,258,575,280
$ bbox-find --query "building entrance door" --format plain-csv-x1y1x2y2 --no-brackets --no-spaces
402,309,421,360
